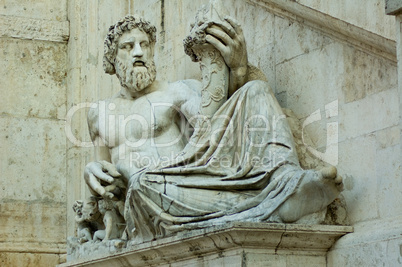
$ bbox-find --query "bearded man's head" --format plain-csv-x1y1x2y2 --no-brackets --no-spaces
103,16,157,92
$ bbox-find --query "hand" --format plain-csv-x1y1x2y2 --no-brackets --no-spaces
84,160,121,198
205,17,248,75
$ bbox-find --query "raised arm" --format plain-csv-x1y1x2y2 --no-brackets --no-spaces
205,17,248,96
205,17,267,96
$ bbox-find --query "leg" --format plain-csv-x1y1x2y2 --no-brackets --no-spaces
278,166,343,222
93,230,106,241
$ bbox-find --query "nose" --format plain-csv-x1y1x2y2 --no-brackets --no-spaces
132,43,143,58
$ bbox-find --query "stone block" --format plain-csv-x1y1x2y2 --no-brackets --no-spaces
0,117,66,202
0,201,66,244
296,0,395,40
341,46,397,103
338,134,378,223
0,252,63,267
386,0,402,15
0,38,67,120
274,16,333,65
328,216,402,266
228,0,275,53
375,145,402,218
339,88,399,141
62,222,352,266
286,255,326,267
328,239,389,266
375,125,400,150
0,0,67,21
251,45,276,92
386,238,402,265
276,42,341,118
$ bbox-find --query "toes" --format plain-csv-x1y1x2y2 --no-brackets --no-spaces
334,175,343,184
321,166,337,179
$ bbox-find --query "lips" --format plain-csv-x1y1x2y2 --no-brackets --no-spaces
133,61,145,67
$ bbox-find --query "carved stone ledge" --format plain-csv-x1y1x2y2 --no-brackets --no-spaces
61,222,353,267
0,241,66,254
386,0,402,15
0,15,69,42
251,0,397,62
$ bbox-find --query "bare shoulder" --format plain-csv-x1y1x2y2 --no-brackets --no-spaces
87,96,116,140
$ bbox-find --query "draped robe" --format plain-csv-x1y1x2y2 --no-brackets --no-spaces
124,80,308,243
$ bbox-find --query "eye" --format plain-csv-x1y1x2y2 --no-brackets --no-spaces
125,44,132,50
141,42,149,48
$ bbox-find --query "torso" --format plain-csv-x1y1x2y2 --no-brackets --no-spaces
92,81,198,179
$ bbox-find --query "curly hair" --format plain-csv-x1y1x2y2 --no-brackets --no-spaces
103,15,157,75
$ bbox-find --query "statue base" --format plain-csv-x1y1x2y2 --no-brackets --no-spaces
60,222,352,267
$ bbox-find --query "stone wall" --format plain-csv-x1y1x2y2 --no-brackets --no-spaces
295,0,395,40
126,0,402,266
65,0,134,242
0,1,69,266
1,0,400,266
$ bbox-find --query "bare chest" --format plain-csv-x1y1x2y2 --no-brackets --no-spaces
97,96,177,147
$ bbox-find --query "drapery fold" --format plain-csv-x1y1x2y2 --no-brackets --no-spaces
124,81,305,243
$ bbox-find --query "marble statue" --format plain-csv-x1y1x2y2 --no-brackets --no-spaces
75,3,343,245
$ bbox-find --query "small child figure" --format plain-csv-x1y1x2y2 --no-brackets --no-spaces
73,196,104,243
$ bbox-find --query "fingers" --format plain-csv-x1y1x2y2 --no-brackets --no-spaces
99,160,121,177
91,165,115,183
209,20,236,39
206,26,232,46
321,166,337,179
224,16,243,35
88,173,107,196
206,34,228,56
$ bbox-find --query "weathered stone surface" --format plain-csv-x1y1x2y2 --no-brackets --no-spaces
0,117,67,202
385,0,402,15
338,134,379,224
0,0,67,21
328,216,402,266
0,2,68,262
0,15,69,42
339,88,399,141
62,222,352,266
0,201,66,245
0,0,388,266
71,10,345,252
276,42,341,119
296,0,396,40
0,38,67,120
0,115,67,264
342,46,397,103
0,252,64,267
274,16,333,66
375,144,402,218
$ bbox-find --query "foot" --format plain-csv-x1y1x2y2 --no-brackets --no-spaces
277,166,343,223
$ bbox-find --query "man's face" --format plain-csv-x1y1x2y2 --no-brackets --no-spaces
115,28,156,93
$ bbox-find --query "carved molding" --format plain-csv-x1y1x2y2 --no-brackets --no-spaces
385,0,402,15
62,222,353,266
251,0,397,62
0,15,69,43
0,241,66,254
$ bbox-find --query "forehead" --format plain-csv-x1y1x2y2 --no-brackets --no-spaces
119,28,149,44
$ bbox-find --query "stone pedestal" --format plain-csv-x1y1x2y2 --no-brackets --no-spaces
60,222,352,267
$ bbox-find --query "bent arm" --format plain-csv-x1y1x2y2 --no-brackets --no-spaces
205,17,267,96
85,105,121,198
173,80,202,127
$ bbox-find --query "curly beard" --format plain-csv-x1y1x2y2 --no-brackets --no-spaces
115,59,156,93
